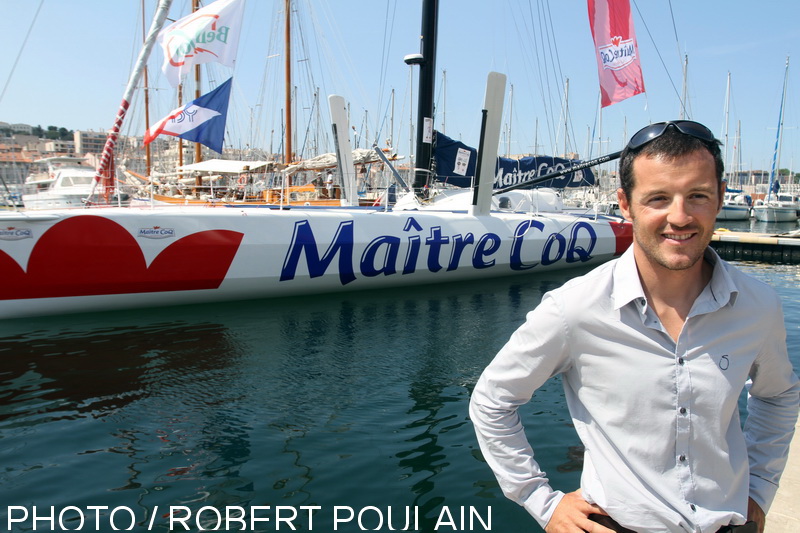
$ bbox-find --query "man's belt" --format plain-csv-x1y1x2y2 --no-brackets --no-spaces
586,514,758,533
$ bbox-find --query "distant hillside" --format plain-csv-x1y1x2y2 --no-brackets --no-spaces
1,125,73,141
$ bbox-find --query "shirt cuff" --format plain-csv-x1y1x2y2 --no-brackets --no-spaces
522,488,566,529
749,474,778,512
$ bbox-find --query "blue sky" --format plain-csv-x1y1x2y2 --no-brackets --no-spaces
1,0,799,173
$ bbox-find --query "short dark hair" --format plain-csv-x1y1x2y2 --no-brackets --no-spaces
618,125,724,200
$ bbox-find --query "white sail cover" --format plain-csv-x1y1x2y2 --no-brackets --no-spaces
177,159,275,174
282,149,385,175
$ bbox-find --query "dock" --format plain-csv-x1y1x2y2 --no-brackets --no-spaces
711,230,800,264
766,418,799,532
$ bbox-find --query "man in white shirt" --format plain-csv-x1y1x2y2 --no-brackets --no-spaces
469,121,800,533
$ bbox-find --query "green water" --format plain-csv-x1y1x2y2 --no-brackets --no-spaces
0,259,798,532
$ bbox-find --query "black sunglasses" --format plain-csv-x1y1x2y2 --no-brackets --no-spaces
627,120,718,150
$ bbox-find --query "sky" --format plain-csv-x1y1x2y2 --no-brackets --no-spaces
1,0,799,174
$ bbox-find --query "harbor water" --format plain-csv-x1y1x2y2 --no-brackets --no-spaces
1,221,799,532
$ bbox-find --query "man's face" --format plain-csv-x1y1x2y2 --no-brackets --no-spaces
617,149,723,272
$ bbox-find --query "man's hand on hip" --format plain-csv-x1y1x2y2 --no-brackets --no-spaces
545,490,615,533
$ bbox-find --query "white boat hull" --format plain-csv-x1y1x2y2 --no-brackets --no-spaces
752,205,798,222
0,205,632,319
22,192,90,210
716,204,751,221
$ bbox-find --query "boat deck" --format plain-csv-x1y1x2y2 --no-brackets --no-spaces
710,230,800,264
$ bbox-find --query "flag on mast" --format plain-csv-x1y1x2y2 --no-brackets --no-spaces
588,0,645,107
144,77,233,153
158,0,245,88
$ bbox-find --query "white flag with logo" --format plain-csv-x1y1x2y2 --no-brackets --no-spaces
158,0,245,88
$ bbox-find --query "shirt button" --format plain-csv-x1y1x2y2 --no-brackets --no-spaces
678,357,685,365
679,454,687,462
680,407,687,414
690,504,696,511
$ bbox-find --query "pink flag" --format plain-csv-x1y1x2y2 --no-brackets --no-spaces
588,0,645,108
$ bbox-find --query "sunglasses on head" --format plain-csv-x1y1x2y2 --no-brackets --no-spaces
626,120,717,150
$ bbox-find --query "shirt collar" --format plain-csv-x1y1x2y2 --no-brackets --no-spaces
611,246,740,312
612,246,646,311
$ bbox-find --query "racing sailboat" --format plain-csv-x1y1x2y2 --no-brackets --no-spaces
0,0,632,320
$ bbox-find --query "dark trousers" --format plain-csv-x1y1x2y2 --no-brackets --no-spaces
587,514,758,533
587,514,637,533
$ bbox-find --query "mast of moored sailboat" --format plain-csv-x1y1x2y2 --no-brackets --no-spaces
93,0,173,202
766,56,790,203
285,0,292,167
408,0,438,197
141,0,152,177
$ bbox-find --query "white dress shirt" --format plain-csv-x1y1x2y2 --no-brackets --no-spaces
469,246,800,532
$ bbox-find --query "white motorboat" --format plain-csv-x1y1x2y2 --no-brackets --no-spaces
22,157,129,210
716,191,751,221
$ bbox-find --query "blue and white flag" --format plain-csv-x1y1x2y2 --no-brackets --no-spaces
144,77,232,153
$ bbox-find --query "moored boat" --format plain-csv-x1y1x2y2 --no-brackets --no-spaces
0,201,631,319
752,197,798,223
23,157,129,210
0,0,636,320
717,191,751,221
754,57,796,223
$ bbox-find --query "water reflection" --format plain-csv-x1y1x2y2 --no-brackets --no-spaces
0,266,645,532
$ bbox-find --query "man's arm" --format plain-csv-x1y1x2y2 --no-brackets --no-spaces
469,296,574,528
747,498,765,533
744,313,800,512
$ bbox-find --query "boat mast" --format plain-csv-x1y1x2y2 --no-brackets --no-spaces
563,78,569,156
408,0,438,196
441,69,447,135
679,54,688,119
193,0,202,164
192,0,202,175
285,0,293,166
506,84,513,157
141,0,152,177
767,56,790,202
94,0,173,197
722,71,730,172
734,119,742,188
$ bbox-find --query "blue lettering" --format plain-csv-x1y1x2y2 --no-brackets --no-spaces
566,221,597,263
473,233,501,269
425,227,450,273
361,236,400,277
510,220,545,270
403,235,421,275
280,220,356,285
447,233,475,271
542,233,566,266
